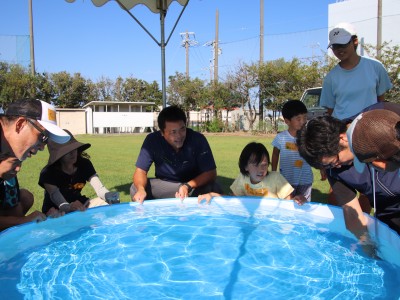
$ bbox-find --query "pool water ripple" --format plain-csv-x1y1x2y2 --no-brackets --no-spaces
0,197,399,299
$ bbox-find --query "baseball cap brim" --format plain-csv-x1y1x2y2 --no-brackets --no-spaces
327,35,352,48
346,113,366,173
38,120,71,144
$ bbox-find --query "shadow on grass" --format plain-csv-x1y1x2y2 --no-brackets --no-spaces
311,188,329,204
113,182,132,202
217,176,234,194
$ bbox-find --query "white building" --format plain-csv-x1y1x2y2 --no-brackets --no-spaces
328,0,400,53
56,101,155,135
83,101,155,134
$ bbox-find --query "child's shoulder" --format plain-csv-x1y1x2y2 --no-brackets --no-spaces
276,129,288,135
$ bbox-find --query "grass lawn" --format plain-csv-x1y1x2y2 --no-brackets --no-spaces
18,133,331,213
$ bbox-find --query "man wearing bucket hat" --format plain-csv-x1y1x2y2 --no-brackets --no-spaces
296,102,400,247
0,98,70,230
347,110,400,173
321,22,392,120
39,130,119,214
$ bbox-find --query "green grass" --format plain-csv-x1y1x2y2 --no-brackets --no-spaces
18,133,331,213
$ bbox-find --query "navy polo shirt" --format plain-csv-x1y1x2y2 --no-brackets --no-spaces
328,101,400,224
327,165,400,220
135,128,217,183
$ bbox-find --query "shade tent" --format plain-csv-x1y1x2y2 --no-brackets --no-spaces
65,0,190,108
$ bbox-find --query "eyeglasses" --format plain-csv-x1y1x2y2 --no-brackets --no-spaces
330,40,352,50
320,154,340,169
27,119,49,144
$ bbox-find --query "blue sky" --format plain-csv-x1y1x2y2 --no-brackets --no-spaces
0,0,337,85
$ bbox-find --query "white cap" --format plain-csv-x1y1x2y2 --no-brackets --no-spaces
37,101,70,144
327,22,357,48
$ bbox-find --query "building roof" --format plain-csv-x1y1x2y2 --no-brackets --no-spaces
82,101,156,108
56,108,86,111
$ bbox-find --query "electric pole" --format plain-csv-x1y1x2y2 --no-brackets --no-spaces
180,31,197,78
377,0,382,59
214,9,219,83
28,0,35,76
259,0,264,125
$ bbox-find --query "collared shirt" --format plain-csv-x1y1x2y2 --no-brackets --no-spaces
327,102,400,233
327,165,400,220
135,128,217,183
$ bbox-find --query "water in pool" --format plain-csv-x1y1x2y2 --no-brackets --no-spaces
0,197,399,299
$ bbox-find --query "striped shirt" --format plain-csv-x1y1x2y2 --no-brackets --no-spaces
272,130,313,186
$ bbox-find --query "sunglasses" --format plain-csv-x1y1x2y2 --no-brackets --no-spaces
27,119,49,144
330,40,352,50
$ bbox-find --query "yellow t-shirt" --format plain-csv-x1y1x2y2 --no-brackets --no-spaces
230,171,294,199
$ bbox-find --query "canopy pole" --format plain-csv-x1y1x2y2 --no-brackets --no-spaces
161,10,167,108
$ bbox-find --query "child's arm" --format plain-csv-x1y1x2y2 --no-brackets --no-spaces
271,147,280,172
89,175,109,199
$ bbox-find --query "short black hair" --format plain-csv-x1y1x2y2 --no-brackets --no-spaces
351,35,358,50
282,100,307,120
296,116,347,168
157,106,187,132
238,142,270,176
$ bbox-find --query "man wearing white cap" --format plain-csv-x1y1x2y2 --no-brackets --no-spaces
320,22,392,214
321,22,392,120
0,98,70,230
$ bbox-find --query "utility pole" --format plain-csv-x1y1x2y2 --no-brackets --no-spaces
214,9,219,83
180,31,197,78
377,0,382,59
28,0,35,76
259,0,264,126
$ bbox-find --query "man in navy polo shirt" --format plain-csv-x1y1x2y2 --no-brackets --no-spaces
130,105,222,203
296,102,400,254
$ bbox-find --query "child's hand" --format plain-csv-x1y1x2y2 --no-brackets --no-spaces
198,192,220,204
46,207,65,218
293,195,307,206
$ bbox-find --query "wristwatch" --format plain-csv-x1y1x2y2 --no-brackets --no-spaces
179,182,193,193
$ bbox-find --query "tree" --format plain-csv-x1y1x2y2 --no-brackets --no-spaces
252,58,323,132
96,76,115,102
120,77,162,107
51,72,89,108
204,81,241,131
0,63,34,107
226,62,258,131
34,72,55,103
167,72,206,120
363,42,400,103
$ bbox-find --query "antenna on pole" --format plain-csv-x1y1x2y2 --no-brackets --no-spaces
204,40,221,84
180,31,198,78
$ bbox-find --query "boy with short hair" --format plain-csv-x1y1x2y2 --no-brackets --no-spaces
271,100,313,201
